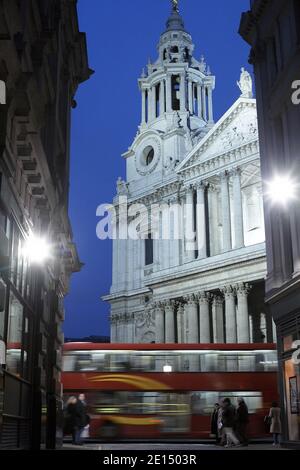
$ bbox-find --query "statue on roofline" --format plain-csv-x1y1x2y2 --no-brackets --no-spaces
237,67,253,99
171,0,179,12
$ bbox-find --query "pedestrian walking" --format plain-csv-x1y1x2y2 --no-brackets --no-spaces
63,396,78,444
235,398,249,446
221,398,240,448
210,403,221,444
268,401,281,446
74,393,89,445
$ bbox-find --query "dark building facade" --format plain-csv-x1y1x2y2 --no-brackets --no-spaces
240,0,300,447
0,0,91,449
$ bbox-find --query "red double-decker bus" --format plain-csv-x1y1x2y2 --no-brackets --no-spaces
62,343,278,440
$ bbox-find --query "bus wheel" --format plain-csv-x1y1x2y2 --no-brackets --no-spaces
99,422,119,439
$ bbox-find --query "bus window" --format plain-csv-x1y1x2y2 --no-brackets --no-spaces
91,352,106,371
190,391,263,415
74,353,93,371
63,354,76,371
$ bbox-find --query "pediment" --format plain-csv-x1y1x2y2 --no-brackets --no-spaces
177,98,258,172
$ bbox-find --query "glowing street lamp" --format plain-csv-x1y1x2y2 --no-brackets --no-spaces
22,234,52,264
265,175,297,205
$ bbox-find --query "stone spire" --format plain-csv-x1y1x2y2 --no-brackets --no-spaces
166,0,185,32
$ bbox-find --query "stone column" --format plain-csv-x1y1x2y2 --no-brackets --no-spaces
161,202,170,270
121,314,128,343
111,314,117,342
177,303,184,343
232,168,244,249
208,185,220,256
147,88,153,121
151,84,157,120
249,315,253,343
185,185,196,261
212,296,224,343
164,300,175,343
202,86,207,121
196,181,207,259
159,79,165,115
166,74,172,112
169,196,181,268
197,83,202,117
199,292,210,343
223,286,237,343
133,237,140,288
188,80,193,113
220,172,232,252
155,302,165,344
207,86,214,123
179,194,186,263
185,294,199,343
126,238,135,290
112,237,119,292
126,314,134,343
236,283,251,343
180,73,186,111
141,89,146,124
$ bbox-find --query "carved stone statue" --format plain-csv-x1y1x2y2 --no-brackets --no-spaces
237,67,253,98
172,0,179,12
116,177,128,195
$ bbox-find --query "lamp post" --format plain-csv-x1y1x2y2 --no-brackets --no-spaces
23,234,51,450
265,175,297,205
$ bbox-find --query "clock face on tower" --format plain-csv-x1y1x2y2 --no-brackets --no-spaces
135,137,161,176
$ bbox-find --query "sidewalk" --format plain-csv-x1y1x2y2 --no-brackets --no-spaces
62,443,288,451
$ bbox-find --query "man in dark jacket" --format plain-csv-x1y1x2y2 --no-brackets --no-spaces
210,403,221,444
235,398,249,446
221,398,240,447
74,393,88,445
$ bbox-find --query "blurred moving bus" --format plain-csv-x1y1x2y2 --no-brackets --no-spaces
62,343,278,440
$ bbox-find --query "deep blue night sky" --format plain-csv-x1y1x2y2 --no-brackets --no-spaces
63,0,251,338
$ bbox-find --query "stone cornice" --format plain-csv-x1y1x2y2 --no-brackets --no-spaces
144,243,266,290
178,139,259,182
127,180,182,206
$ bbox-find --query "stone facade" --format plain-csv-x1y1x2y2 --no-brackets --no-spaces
104,5,273,346
0,0,91,449
240,0,300,446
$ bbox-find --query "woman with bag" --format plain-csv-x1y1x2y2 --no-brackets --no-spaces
268,401,282,446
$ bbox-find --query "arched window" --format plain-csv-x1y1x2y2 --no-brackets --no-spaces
146,148,154,165
143,146,154,166
145,233,153,266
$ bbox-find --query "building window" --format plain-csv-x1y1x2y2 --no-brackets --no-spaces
143,146,154,166
171,75,180,111
9,222,30,299
6,291,24,376
145,234,153,266
155,83,160,118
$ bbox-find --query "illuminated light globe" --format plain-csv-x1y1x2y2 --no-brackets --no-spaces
163,364,172,373
265,176,297,204
23,235,51,264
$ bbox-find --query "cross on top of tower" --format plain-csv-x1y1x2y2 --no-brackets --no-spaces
171,0,179,12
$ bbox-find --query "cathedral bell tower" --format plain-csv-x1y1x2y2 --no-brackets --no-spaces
123,1,215,187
